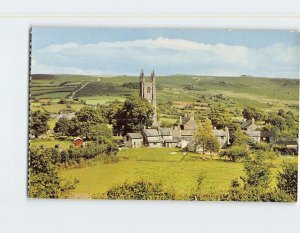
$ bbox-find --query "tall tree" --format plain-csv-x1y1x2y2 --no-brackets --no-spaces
30,111,49,138
113,97,154,135
232,128,249,146
193,118,220,155
53,118,70,136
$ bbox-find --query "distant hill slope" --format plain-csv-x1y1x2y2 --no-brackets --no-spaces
31,74,299,102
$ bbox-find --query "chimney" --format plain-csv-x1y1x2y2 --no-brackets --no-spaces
243,118,246,122
251,118,255,124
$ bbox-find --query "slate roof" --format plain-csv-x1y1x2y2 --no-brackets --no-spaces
245,131,261,137
181,116,191,125
127,133,143,139
261,131,276,137
142,129,159,137
159,128,172,136
181,130,194,136
213,129,227,137
240,120,252,129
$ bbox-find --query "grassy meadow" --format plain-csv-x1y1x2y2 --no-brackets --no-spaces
60,147,297,197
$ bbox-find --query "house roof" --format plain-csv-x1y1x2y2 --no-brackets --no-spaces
127,133,143,139
240,120,252,129
148,140,161,143
276,140,298,145
164,138,178,143
181,130,194,136
213,129,227,137
261,131,276,137
181,116,191,125
159,128,172,136
143,129,159,137
245,131,261,137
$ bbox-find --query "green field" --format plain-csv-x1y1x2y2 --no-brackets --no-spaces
30,138,72,150
60,148,296,197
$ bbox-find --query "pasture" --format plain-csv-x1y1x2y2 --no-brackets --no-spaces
60,148,297,197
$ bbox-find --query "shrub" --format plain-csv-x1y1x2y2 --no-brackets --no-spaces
227,145,249,161
105,180,175,200
277,161,298,199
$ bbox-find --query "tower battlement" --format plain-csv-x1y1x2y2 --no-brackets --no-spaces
139,69,158,127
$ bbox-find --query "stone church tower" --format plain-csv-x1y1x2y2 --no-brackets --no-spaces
139,69,158,126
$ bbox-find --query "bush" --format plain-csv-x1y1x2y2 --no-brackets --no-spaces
105,180,175,200
277,161,298,199
227,145,249,161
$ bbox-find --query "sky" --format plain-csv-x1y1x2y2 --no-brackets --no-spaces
31,28,300,78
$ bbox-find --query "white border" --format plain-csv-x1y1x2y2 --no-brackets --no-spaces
0,15,299,233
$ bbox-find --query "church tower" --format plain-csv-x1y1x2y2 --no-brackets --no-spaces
139,69,158,127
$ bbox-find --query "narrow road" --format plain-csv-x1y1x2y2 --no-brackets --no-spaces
70,82,90,99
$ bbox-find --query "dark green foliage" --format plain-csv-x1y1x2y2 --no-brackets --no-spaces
113,97,154,135
105,180,175,200
242,105,265,121
122,82,140,89
30,111,50,138
54,118,70,136
242,161,271,188
28,148,78,198
277,161,298,199
208,103,233,129
89,123,113,144
232,128,250,146
74,81,133,97
226,145,249,162
265,109,298,138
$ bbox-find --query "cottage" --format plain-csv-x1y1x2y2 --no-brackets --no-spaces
261,131,276,143
124,133,143,148
245,130,261,143
158,128,178,147
240,118,258,131
213,127,230,148
73,137,84,147
179,115,198,130
142,129,162,148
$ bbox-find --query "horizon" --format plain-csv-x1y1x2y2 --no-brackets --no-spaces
31,28,300,79
31,73,300,80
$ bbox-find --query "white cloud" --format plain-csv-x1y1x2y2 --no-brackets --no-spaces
32,37,300,78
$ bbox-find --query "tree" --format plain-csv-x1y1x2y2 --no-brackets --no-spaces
242,160,271,188
232,128,249,146
54,118,70,136
193,118,220,155
89,123,113,144
30,111,49,138
242,106,265,121
113,97,154,135
72,107,106,139
208,103,233,129
277,161,298,198
28,148,78,198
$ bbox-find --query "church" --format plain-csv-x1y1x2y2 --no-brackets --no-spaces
123,69,231,150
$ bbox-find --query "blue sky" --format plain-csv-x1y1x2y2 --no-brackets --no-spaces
31,28,300,78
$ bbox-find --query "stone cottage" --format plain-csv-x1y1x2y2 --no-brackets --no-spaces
124,133,144,148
